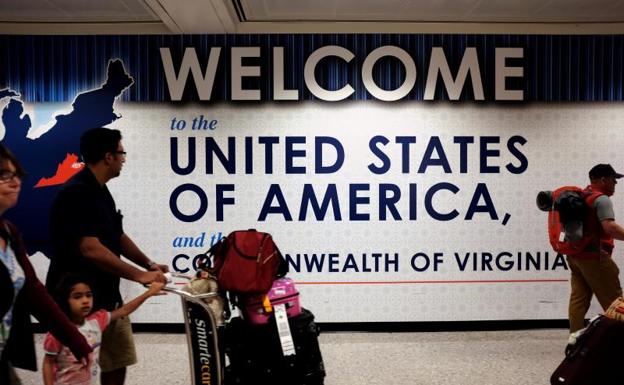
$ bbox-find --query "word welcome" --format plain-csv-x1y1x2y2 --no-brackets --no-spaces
160,46,523,101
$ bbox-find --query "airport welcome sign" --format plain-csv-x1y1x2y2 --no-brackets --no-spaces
1,34,623,322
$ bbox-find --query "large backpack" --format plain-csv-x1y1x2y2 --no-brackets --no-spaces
206,229,288,294
537,186,600,256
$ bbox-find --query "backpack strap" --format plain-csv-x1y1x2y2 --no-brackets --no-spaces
198,236,227,270
583,186,604,206
582,187,613,256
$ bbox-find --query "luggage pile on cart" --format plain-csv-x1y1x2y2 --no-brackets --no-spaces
164,229,325,385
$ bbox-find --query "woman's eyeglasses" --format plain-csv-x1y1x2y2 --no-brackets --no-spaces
0,170,23,183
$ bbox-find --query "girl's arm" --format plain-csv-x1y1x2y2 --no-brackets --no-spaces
110,282,165,322
42,355,56,385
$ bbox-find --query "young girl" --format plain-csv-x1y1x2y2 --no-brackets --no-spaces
42,274,165,385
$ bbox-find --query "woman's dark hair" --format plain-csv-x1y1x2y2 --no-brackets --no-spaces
80,128,122,164
0,143,26,177
52,273,94,317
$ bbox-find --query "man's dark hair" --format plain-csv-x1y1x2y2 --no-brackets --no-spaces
80,128,122,164
0,143,26,177
52,273,94,317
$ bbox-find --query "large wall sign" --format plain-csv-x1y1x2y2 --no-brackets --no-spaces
1,35,622,323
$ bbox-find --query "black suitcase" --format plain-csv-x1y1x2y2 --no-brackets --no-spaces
223,308,325,385
551,315,624,385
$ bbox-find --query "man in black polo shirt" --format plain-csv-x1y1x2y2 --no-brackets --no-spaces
46,127,168,385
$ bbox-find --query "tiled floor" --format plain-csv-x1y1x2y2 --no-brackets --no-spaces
16,328,568,385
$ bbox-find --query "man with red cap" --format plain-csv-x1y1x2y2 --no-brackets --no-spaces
567,164,624,332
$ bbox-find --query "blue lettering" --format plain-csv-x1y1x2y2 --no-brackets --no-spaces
328,253,340,272
304,253,326,272
368,136,390,174
418,136,451,173
170,137,196,175
258,136,279,174
410,183,417,220
454,136,474,173
465,183,498,220
172,232,205,248
216,184,235,221
206,137,235,174
425,182,459,221
315,136,344,174
454,252,470,271
173,237,193,248
396,136,416,173
379,184,401,220
258,184,293,221
172,254,190,273
410,253,430,272
553,253,568,270
480,136,500,173
342,254,359,272
285,136,306,174
506,135,528,174
245,136,253,174
349,184,370,221
170,184,208,222
299,184,342,220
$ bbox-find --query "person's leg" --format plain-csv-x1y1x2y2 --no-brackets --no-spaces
101,368,126,385
567,257,593,332
578,257,623,310
100,315,137,385
568,254,622,331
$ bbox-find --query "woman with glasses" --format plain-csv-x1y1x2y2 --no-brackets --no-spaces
0,144,91,384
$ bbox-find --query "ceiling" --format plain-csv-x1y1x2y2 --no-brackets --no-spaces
1,0,624,34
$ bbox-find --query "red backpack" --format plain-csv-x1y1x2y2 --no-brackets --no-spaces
205,230,288,294
538,186,601,256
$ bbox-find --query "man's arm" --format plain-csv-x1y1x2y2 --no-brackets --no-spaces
601,219,624,241
79,237,165,284
120,233,169,273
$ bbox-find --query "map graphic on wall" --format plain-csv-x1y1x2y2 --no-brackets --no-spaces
0,59,133,254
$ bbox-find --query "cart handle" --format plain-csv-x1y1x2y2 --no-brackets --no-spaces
146,272,221,300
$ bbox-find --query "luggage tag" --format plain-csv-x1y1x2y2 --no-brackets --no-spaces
274,304,296,356
262,295,273,313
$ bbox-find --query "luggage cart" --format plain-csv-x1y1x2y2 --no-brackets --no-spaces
161,273,223,385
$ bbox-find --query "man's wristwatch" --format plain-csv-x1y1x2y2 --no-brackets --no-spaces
147,260,157,269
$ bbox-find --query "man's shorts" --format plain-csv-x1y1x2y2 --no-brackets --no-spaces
99,315,137,372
